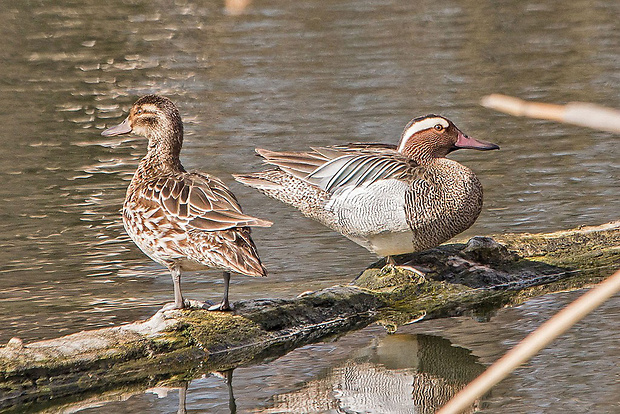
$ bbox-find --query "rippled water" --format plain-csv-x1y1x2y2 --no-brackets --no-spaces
0,0,618,412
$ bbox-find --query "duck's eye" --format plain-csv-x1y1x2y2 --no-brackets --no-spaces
136,108,144,115
434,124,444,131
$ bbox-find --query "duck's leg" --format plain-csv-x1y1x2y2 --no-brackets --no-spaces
208,271,232,311
162,265,185,310
172,266,185,308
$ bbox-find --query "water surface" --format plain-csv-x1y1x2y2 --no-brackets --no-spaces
0,0,618,412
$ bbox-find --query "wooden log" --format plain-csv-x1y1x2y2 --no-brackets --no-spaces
0,221,618,411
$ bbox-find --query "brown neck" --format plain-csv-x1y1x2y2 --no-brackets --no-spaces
400,139,449,164
138,126,185,177
138,151,185,177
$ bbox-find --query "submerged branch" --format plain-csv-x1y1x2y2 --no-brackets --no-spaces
0,221,618,411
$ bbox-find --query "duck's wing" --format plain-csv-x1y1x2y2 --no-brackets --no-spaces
140,173,272,232
256,144,417,194
308,153,416,193
326,142,399,154
254,148,330,179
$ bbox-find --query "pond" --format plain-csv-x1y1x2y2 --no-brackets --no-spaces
0,0,618,412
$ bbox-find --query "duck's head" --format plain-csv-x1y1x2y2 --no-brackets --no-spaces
101,94,183,156
397,115,499,162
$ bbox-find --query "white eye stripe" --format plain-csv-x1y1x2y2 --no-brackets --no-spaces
398,117,449,152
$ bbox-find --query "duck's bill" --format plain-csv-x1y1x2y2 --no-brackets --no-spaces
453,132,500,151
101,117,132,137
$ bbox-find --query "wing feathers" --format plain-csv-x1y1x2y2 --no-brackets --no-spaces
137,173,272,233
307,154,411,193
255,148,329,178
254,145,414,194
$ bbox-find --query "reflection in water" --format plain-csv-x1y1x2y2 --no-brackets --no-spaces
209,370,238,414
177,382,188,414
8,293,619,413
147,335,483,414
167,371,237,414
43,333,480,413
226,370,238,414
257,334,484,414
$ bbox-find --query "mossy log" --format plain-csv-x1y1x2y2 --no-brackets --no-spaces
1,222,618,411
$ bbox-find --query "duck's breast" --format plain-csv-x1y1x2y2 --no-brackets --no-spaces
404,159,483,250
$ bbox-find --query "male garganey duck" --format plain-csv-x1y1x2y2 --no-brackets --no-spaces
234,115,498,267
102,95,271,310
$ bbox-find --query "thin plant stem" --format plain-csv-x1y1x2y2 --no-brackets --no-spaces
438,268,620,414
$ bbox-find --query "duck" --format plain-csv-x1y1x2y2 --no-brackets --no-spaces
101,94,271,310
234,115,498,267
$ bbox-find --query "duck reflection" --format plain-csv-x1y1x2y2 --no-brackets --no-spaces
177,382,188,414
175,369,236,414
166,335,483,414
256,334,485,414
223,370,237,414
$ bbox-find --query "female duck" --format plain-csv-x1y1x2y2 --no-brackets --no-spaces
102,95,271,310
234,115,498,265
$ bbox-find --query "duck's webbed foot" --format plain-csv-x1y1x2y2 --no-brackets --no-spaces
394,264,427,278
161,302,183,311
161,299,211,312
207,299,232,312
383,256,427,279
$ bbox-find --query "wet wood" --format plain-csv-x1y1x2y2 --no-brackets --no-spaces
0,221,618,411
480,94,620,133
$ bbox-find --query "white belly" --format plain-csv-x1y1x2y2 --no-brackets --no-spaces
349,230,416,257
326,179,413,255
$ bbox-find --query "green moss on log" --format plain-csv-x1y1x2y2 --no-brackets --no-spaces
178,311,263,351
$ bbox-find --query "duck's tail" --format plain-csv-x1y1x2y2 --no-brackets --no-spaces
208,227,268,278
233,172,285,192
233,170,335,229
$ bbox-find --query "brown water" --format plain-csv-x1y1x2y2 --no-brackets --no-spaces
0,0,618,412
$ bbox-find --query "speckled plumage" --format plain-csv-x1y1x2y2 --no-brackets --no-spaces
102,94,271,310
235,115,498,260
